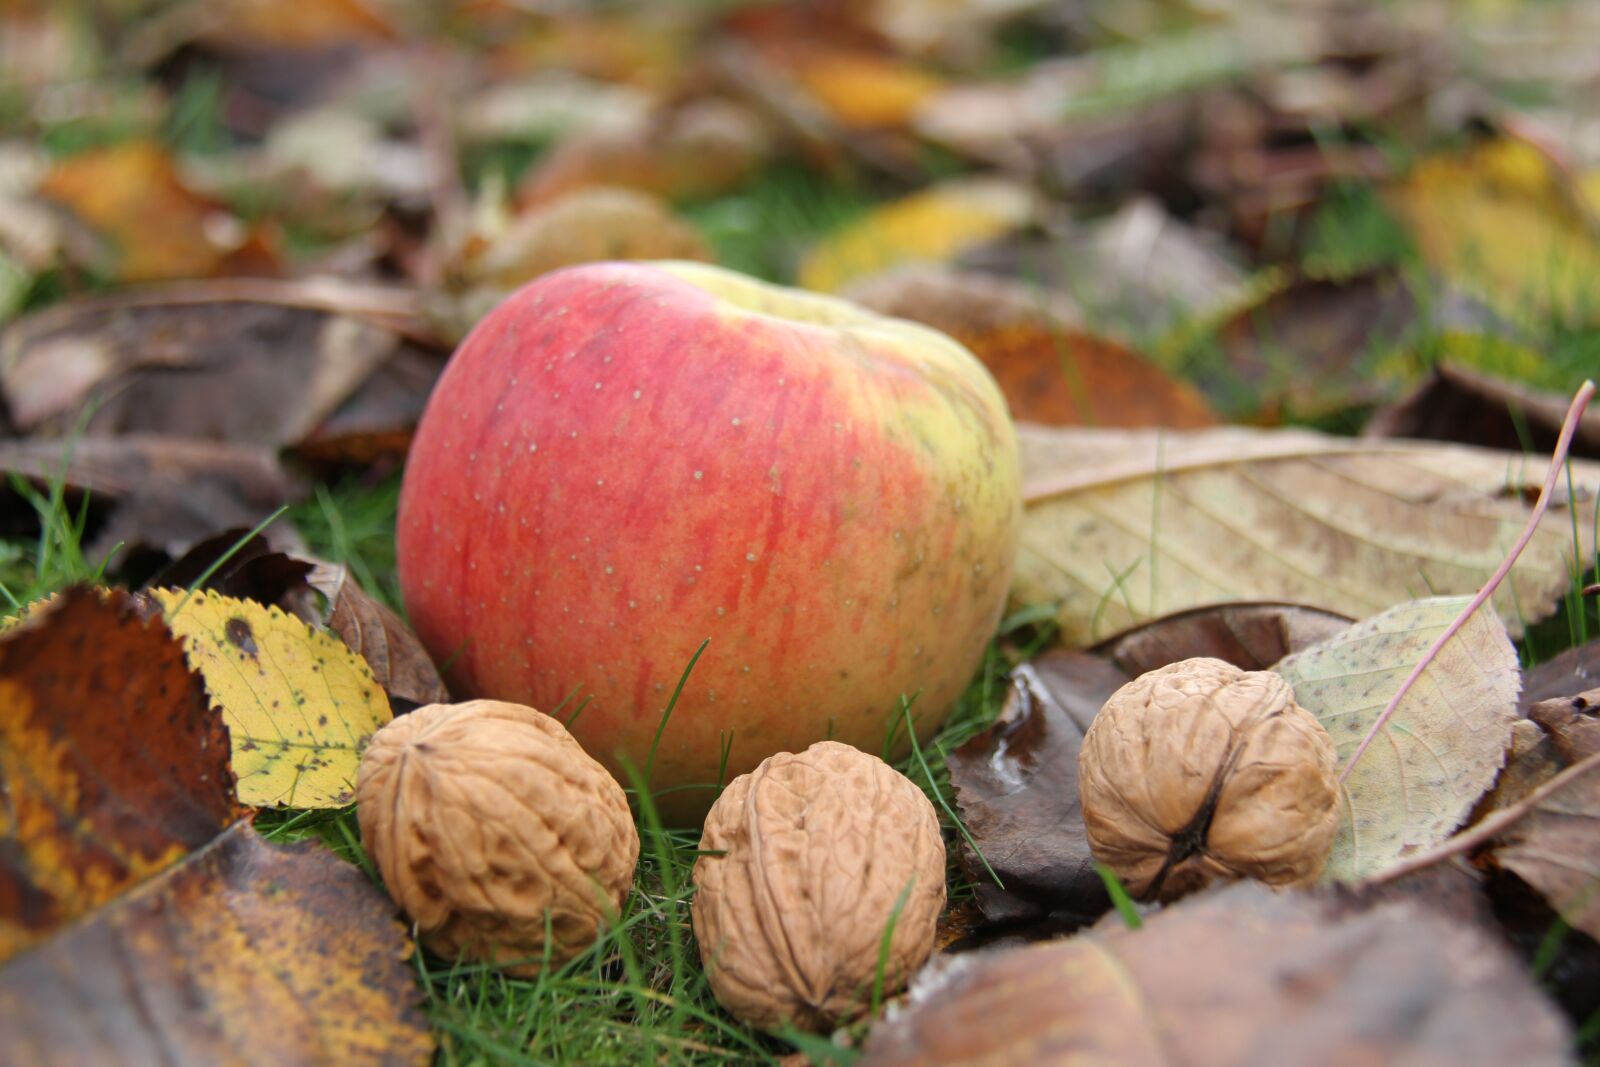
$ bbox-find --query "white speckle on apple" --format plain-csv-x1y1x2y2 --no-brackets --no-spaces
693,470,703,480
717,606,726,616
742,665,751,673
731,417,742,426
528,442,538,452
594,382,603,390
633,389,642,399
914,645,923,657
777,377,785,386
556,307,568,316
469,561,477,570
597,479,605,486
628,600,637,608
570,430,578,438
746,553,757,562
605,565,614,575
496,502,506,514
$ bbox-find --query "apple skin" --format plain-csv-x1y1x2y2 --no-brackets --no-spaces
397,261,1020,822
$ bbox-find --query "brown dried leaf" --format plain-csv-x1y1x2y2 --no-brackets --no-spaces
1093,603,1354,677
1490,691,1600,942
0,435,300,559
0,826,430,1066
846,267,1214,428
0,282,433,449
0,589,431,1064
947,651,1125,930
0,588,237,959
1522,640,1600,714
309,563,449,707
1367,361,1600,460
1014,425,1599,644
860,882,1573,1067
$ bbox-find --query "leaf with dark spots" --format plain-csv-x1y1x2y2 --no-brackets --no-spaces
0,588,238,960
0,825,430,1067
0,588,432,1065
860,882,1574,1067
225,616,259,656
309,562,449,707
1366,361,1600,459
947,650,1127,931
0,435,301,560
1092,602,1353,677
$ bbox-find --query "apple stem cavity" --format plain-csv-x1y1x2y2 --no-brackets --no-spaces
1338,378,1596,787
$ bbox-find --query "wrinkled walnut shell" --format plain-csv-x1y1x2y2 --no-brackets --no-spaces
357,700,638,974
1078,658,1338,901
692,741,946,1031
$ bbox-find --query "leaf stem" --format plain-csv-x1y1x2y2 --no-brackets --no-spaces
1364,747,1600,886
1338,379,1596,786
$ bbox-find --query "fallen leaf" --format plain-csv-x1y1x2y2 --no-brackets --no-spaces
198,0,396,50
150,588,393,808
1522,640,1600,713
37,140,278,283
0,434,300,559
517,98,770,207
0,588,237,959
1527,691,1600,765
1389,137,1600,327
1366,361,1600,459
141,533,445,708
2,826,431,1066
309,563,449,708
1489,690,1600,942
437,186,710,341
0,282,429,448
1274,597,1520,882
860,882,1572,1067
785,49,943,130
847,267,1215,428
956,199,1252,340
798,178,1035,293
1094,603,1354,677
0,588,431,1064
1013,425,1599,644
947,651,1125,930
456,74,653,148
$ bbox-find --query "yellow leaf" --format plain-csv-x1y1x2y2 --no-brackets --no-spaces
1388,138,1600,325
151,589,391,808
798,178,1034,293
789,51,943,129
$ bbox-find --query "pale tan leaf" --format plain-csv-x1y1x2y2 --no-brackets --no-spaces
1273,597,1519,882
1014,425,1599,645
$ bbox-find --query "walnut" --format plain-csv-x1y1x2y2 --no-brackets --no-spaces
1078,658,1338,902
357,700,638,974
691,741,946,1031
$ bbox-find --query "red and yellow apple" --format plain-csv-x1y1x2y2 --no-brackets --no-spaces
396,261,1020,821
